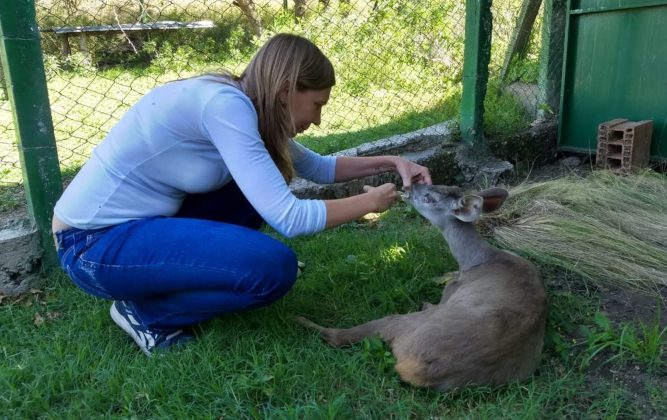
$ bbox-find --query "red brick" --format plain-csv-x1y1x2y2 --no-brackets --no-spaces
596,119,653,173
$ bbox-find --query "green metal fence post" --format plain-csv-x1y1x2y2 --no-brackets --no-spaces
460,0,493,147
0,0,62,267
537,0,566,120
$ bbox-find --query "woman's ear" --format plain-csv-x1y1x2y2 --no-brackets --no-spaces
279,81,289,106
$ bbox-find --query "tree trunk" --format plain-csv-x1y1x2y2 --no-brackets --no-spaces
500,0,542,82
294,0,307,20
232,0,262,37
0,61,7,101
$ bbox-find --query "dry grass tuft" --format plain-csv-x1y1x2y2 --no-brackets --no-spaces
485,170,667,296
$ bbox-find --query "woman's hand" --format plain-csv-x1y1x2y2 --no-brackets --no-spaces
324,183,400,228
393,157,432,189
362,183,400,212
334,156,432,186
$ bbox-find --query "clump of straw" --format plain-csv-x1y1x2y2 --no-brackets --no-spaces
484,170,667,295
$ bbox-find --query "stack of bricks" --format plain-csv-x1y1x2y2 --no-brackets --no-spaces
596,119,653,173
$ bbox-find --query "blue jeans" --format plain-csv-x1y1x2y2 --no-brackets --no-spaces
56,181,298,330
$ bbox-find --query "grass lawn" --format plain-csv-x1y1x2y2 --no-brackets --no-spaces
2,202,665,418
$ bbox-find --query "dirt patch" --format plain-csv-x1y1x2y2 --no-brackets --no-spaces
587,361,666,419
506,154,593,185
598,285,667,328
0,206,28,223
543,263,666,418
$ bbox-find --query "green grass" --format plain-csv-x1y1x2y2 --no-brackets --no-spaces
2,204,665,418
0,183,24,214
579,311,667,370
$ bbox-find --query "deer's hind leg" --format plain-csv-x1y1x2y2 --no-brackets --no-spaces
296,313,418,348
297,309,435,348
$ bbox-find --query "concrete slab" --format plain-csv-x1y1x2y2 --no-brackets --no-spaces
0,217,42,296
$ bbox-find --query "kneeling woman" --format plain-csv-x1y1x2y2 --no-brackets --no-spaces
52,33,431,356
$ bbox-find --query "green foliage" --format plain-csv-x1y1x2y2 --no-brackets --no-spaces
298,97,459,155
579,311,666,369
543,287,593,364
483,81,532,135
360,337,396,374
147,41,201,73
44,52,97,76
505,56,540,84
0,182,23,213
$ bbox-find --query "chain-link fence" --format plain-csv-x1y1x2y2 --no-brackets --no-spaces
491,0,544,130
1,0,551,210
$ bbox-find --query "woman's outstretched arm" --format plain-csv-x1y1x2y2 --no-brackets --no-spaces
324,184,398,228
334,156,432,188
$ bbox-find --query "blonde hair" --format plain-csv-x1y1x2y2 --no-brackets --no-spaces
236,33,336,182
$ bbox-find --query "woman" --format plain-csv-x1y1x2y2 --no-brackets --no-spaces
52,33,431,356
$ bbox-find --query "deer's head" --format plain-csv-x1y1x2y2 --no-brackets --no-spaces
405,184,508,227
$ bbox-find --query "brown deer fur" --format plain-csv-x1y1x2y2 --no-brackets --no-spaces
296,184,547,391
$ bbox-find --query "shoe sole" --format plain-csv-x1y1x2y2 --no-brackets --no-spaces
110,303,153,357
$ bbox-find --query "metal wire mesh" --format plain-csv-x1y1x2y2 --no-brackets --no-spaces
490,0,544,134
0,0,550,209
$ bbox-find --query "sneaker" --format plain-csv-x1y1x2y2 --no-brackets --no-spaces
297,260,306,278
110,301,194,357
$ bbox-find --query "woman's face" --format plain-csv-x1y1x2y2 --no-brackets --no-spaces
289,88,331,136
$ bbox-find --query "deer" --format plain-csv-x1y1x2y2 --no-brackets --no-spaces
296,184,547,391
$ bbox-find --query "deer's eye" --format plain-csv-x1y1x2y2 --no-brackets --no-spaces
423,193,436,203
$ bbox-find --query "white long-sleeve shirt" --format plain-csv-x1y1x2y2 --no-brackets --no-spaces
54,77,336,237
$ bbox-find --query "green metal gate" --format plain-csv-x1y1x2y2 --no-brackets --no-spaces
559,0,667,160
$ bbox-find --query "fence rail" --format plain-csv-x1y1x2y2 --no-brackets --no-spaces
41,20,217,56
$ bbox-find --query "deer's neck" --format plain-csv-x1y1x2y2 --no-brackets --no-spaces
441,218,497,272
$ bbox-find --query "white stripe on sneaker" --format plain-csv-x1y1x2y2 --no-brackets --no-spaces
110,301,192,356
127,313,141,326
110,302,153,356
137,330,155,349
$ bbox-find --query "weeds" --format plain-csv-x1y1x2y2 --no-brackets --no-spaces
359,337,396,374
579,311,666,370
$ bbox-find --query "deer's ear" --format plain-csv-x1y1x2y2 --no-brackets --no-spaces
454,195,483,222
478,187,508,213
